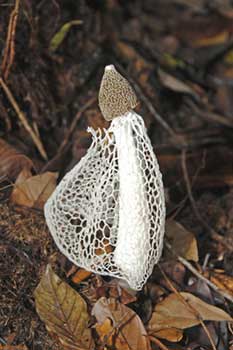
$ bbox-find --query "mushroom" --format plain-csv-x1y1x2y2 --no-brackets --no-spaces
44,65,165,290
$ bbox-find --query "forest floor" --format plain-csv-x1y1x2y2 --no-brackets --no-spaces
0,1,233,349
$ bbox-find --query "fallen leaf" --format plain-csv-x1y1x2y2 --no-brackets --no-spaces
109,285,137,305
49,20,83,53
34,265,94,350
162,52,186,69
0,346,28,350
92,297,151,350
95,318,113,344
193,30,229,47
115,41,153,71
148,292,232,333
209,270,233,296
66,264,78,278
0,138,33,181
175,13,233,48
152,328,183,342
72,268,92,284
158,69,197,97
159,261,186,290
11,170,58,209
165,220,199,262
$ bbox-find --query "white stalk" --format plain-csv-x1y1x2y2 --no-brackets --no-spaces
111,111,151,289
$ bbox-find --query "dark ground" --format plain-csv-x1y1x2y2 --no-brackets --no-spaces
0,0,233,349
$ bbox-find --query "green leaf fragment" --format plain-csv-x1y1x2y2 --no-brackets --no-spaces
49,20,83,53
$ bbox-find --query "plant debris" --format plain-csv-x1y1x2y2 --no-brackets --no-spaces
34,265,94,350
1,1,233,349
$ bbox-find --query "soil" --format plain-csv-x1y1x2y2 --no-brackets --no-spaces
0,1,233,349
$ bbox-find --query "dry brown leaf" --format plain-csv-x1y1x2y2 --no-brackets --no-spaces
95,318,114,345
158,69,197,97
109,286,137,305
209,270,233,296
165,220,199,262
72,268,92,284
148,292,232,333
152,328,183,342
11,170,58,209
0,346,28,350
34,265,94,350
115,41,153,72
175,14,233,48
0,138,33,181
92,297,151,350
193,30,229,47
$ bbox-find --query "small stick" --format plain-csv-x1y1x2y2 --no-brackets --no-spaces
0,78,48,160
1,0,20,80
159,265,218,350
133,81,177,137
114,63,179,140
186,98,233,129
168,150,206,220
58,96,96,152
181,150,233,252
149,335,170,350
42,96,96,172
165,240,233,304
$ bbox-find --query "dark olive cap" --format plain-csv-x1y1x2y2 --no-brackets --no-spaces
99,65,137,121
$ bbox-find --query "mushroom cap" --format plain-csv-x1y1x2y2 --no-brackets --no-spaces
99,65,138,121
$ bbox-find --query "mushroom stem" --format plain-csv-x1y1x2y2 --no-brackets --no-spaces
111,112,151,289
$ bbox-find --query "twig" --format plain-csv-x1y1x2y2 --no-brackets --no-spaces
98,309,138,350
165,240,233,304
1,0,20,79
114,62,180,140
0,78,48,160
42,96,96,172
0,184,13,192
156,134,226,151
58,96,96,152
149,336,170,350
132,81,177,137
167,150,206,220
181,150,233,252
113,312,137,350
186,98,233,129
159,265,218,350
